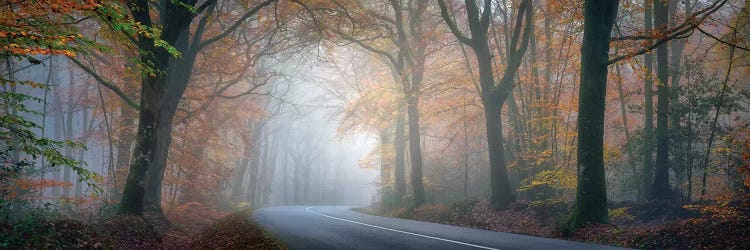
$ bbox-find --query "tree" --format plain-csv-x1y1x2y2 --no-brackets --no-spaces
568,0,730,228
650,0,673,199
567,0,620,229
641,0,655,200
438,0,533,208
110,0,278,216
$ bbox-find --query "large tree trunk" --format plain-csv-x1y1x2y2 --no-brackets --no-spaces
119,38,190,217
142,71,190,215
568,0,619,229
483,98,514,207
438,0,531,208
118,75,163,215
477,38,514,208
650,0,672,199
119,0,199,215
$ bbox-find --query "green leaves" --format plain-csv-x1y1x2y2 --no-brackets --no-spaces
0,86,102,196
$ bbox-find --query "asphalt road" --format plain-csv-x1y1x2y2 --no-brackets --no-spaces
253,206,626,250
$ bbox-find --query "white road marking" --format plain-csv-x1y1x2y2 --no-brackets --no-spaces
305,206,500,250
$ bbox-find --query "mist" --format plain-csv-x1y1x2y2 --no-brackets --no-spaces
2,0,749,249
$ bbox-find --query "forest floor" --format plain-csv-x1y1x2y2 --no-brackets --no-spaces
0,203,285,249
363,193,750,249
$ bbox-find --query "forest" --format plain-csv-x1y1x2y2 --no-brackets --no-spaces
1,0,749,249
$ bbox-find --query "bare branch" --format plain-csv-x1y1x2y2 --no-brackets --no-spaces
437,0,473,46
67,56,140,110
197,0,278,49
697,26,750,52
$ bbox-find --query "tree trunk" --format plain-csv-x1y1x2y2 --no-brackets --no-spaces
282,144,289,204
262,134,279,206
568,0,619,229
701,23,737,198
379,129,390,188
118,0,195,216
63,72,75,198
615,61,637,198
483,99,514,207
406,97,425,206
642,0,655,200
394,114,406,195
232,137,252,201
437,0,531,208
118,75,162,215
478,38,515,208
670,1,691,196
246,127,263,205
463,89,470,198
51,68,64,197
650,0,672,199
255,132,271,206
75,85,89,198
113,75,138,199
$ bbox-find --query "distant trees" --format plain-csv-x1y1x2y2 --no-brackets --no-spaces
299,0,434,206
1,0,102,212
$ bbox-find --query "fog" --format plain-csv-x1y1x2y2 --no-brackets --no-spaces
3,1,750,248
259,53,381,206
3,44,383,208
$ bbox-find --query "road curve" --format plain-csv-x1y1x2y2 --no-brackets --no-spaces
253,206,626,250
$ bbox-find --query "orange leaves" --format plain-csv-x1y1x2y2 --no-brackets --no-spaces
43,0,98,13
0,178,71,200
0,0,94,58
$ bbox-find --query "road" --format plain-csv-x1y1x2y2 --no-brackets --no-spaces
253,206,626,250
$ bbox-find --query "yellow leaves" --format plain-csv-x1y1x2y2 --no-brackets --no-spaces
518,169,577,192
608,207,634,221
683,193,750,221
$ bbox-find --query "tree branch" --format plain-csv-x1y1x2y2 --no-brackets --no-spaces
197,0,278,49
67,56,140,110
479,0,491,31
608,0,728,64
697,26,750,52
437,0,473,46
